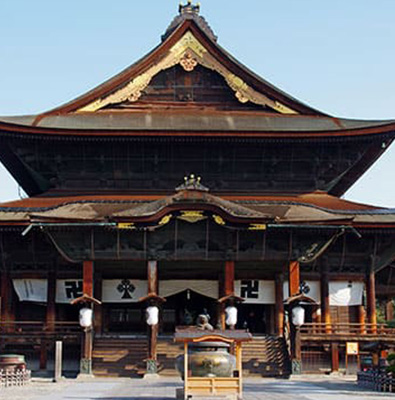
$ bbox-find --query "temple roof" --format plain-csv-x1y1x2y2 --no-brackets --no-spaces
0,5,394,141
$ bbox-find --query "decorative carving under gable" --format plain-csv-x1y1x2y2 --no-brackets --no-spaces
77,31,298,114
180,51,198,72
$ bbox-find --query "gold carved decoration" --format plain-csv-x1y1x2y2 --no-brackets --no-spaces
213,215,226,226
170,31,207,58
117,222,136,230
248,224,267,231
77,31,298,114
180,51,198,72
159,214,172,226
178,210,206,223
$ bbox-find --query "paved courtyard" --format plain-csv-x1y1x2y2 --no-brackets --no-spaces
1,376,393,400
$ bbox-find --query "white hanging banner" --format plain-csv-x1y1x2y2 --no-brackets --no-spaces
13,279,47,303
235,280,275,304
56,279,83,303
159,280,218,299
329,281,364,306
283,281,320,303
102,279,147,303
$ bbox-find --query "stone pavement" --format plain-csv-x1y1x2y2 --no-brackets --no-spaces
1,376,393,400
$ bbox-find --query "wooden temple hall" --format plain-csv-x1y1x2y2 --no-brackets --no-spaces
0,2,395,377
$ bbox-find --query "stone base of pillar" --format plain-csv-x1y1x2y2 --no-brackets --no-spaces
79,358,93,376
291,359,302,375
144,359,160,379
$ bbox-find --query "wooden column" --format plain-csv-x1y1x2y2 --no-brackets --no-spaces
385,298,394,322
221,261,235,329
320,263,331,333
80,260,94,375
46,269,56,332
147,260,159,374
225,261,235,296
366,265,377,334
83,261,94,296
275,273,284,337
289,261,300,297
41,268,56,371
358,305,366,334
0,270,15,334
331,343,339,372
93,272,103,334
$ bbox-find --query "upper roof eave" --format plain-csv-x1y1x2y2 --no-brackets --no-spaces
1,113,395,139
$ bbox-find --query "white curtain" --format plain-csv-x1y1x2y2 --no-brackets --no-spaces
102,279,147,303
159,280,218,299
283,281,320,303
329,281,364,306
13,279,47,302
235,280,275,304
56,279,83,303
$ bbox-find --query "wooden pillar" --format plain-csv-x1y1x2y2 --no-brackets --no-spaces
93,272,103,334
147,260,159,374
385,298,394,322
366,265,377,334
358,305,366,334
320,263,331,333
1,270,15,334
83,261,94,296
46,269,56,332
331,343,339,372
289,261,300,297
275,273,284,337
80,260,94,375
221,261,235,329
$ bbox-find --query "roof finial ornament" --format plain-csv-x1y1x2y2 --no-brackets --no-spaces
179,1,200,15
176,174,209,192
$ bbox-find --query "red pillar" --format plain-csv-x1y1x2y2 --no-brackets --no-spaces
83,261,94,297
366,266,377,334
275,273,284,337
147,260,159,363
289,261,300,297
320,264,331,333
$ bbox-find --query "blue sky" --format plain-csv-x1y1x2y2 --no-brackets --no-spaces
0,0,394,206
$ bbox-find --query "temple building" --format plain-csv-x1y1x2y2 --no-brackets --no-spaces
0,3,394,377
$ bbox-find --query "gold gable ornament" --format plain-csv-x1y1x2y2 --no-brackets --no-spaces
77,30,299,114
178,210,206,223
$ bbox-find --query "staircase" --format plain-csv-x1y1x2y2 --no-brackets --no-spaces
157,335,291,378
92,337,148,377
242,336,291,377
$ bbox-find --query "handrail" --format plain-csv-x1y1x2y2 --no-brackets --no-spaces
0,321,81,336
300,322,395,336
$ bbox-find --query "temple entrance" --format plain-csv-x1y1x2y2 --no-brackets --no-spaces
104,304,146,333
237,304,273,335
161,290,218,333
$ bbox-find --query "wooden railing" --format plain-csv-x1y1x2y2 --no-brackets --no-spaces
300,323,395,339
358,370,395,393
0,321,81,339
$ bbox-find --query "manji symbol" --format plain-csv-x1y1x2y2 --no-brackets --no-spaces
65,281,83,299
117,279,136,299
241,280,259,299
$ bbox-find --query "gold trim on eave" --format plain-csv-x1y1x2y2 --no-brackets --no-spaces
248,224,267,231
213,215,225,226
178,210,206,223
117,222,136,230
159,214,172,225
